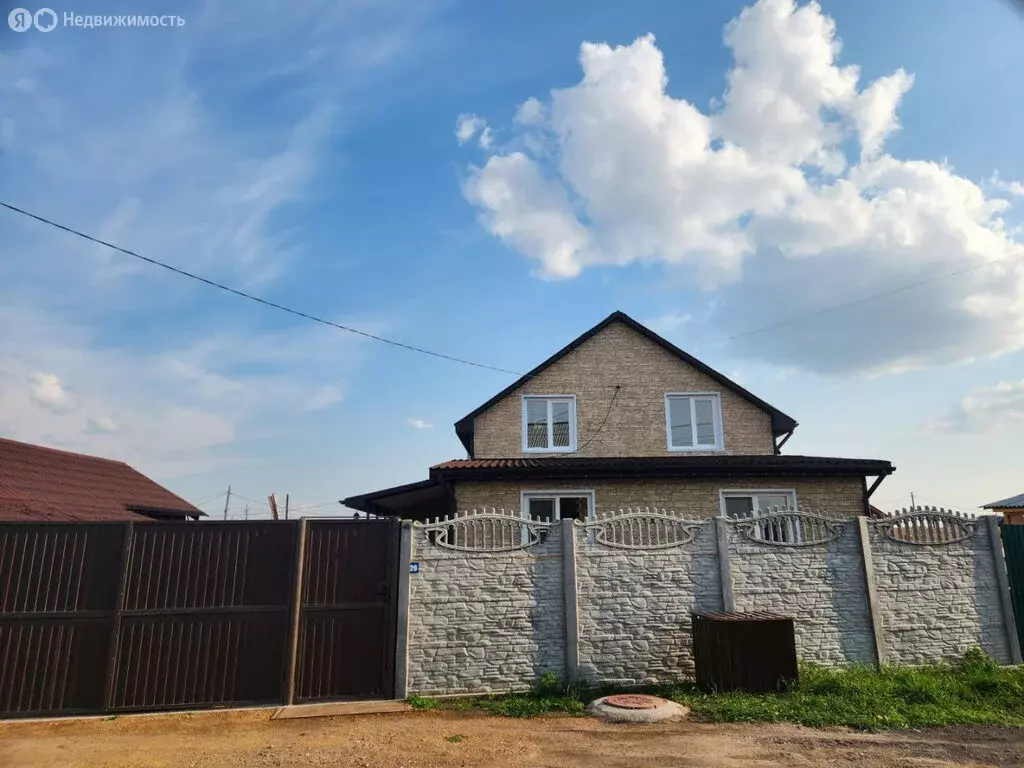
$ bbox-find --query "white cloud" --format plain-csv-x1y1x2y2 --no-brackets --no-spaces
648,313,692,334
927,379,1024,434
407,418,433,429
514,97,545,125
301,385,344,412
990,173,1024,197
0,304,374,477
28,372,74,412
457,0,1024,374
85,415,119,434
456,114,487,144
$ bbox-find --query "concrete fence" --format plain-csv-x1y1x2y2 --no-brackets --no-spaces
398,507,1022,696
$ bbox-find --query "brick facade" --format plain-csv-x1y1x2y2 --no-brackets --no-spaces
471,320,777,458
454,476,866,518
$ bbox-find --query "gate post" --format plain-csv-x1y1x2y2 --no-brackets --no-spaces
987,516,1023,664
394,520,413,700
285,518,309,705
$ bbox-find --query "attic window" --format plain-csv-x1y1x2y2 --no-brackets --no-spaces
665,393,723,451
522,396,576,452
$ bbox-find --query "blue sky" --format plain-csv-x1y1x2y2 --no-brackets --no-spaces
1,0,1022,519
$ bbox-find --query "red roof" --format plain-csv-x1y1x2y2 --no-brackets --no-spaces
0,437,203,522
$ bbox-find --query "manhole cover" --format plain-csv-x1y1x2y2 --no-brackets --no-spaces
603,694,663,710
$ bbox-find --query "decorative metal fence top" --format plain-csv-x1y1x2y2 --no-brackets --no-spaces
578,507,705,550
415,508,554,553
872,506,979,545
731,506,849,547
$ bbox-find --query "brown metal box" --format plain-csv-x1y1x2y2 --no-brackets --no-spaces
691,611,798,693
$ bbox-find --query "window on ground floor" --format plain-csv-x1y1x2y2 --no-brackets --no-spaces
720,489,797,518
521,491,594,522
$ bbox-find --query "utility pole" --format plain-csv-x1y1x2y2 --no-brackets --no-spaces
268,494,280,521
284,494,290,520
910,491,916,509
244,503,249,521
223,486,232,521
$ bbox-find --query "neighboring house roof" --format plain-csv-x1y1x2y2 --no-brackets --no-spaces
0,436,203,522
453,310,799,457
430,455,894,481
984,492,1024,510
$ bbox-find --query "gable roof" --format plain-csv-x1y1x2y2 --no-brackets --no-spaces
454,310,798,456
0,436,203,522
984,492,1024,510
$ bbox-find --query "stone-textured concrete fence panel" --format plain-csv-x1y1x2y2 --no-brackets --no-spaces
401,506,1020,695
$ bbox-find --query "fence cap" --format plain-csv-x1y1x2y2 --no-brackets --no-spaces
692,611,794,622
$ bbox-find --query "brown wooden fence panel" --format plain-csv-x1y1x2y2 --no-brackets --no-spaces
0,524,127,717
295,519,399,702
108,522,297,712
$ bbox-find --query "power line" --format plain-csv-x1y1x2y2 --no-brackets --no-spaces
0,201,522,376
723,250,1024,344
5,199,1022,371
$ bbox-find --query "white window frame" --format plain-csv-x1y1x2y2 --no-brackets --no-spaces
521,395,577,453
664,392,724,452
520,490,596,523
719,489,798,518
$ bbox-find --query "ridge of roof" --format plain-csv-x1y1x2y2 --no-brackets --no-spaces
454,310,798,456
0,435,130,466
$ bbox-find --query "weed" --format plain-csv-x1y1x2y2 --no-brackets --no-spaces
445,734,464,743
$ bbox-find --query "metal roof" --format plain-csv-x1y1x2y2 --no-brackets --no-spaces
984,492,1024,510
0,437,203,522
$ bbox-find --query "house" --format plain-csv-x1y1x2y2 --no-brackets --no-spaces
343,311,895,522
984,493,1024,525
0,436,203,522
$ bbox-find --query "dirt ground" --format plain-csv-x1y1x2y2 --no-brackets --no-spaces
1,708,1022,768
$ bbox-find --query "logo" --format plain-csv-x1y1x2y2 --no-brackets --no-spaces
8,7,56,31
8,8,32,31
33,8,57,31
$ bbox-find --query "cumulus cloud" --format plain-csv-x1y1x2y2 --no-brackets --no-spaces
407,418,433,429
457,0,1024,374
926,379,1024,435
455,114,488,145
990,173,1024,197
28,372,75,413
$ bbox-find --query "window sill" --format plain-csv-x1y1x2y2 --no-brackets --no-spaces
666,445,725,452
522,447,577,454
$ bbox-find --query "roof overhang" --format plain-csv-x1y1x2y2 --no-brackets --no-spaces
430,455,895,483
983,492,1024,510
342,478,453,514
453,311,798,457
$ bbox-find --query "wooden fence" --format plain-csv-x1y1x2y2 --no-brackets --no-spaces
0,518,400,719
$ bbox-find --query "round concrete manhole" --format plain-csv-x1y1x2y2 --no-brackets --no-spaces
587,694,689,723
603,694,663,710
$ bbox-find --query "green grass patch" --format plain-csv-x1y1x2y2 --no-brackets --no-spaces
662,648,1024,729
408,650,1024,729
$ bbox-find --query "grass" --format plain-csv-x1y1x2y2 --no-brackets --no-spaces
408,650,1024,729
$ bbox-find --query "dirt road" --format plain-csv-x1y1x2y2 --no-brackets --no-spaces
1,708,1022,768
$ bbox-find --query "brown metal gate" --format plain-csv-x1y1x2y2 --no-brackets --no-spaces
294,519,399,702
1,518,400,719
107,522,298,712
0,524,127,717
